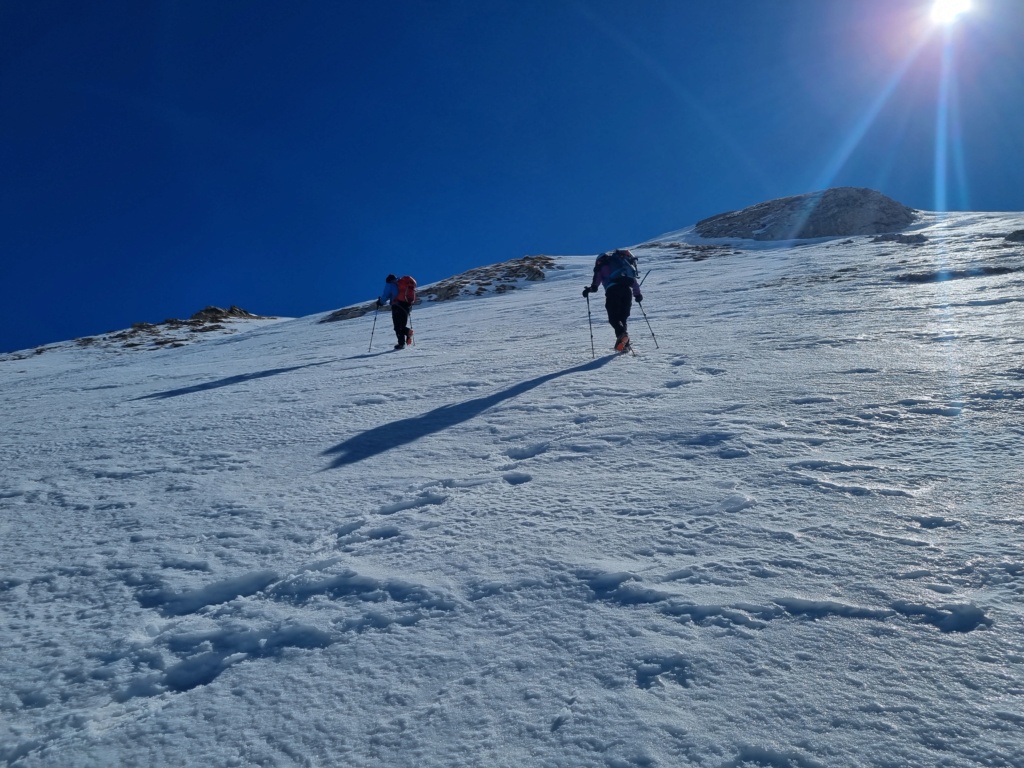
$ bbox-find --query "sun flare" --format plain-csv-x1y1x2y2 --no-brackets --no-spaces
930,0,972,25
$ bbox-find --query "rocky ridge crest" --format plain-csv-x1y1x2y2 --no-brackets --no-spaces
4,306,272,359
695,187,917,241
320,255,556,323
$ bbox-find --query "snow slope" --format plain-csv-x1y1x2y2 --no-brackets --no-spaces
3,211,1024,767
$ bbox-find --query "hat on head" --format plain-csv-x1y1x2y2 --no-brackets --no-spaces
386,274,397,283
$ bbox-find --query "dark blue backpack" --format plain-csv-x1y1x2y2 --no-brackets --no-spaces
605,249,638,283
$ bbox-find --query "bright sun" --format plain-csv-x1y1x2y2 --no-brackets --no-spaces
931,0,972,25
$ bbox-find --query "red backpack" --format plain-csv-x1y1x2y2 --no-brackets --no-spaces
396,275,417,304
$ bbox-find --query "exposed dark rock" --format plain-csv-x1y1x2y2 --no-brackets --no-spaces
320,305,373,323
190,305,266,322
873,233,928,245
416,255,553,302
695,188,917,241
639,242,737,261
895,265,1019,284
1006,230,1024,242
320,255,556,324
50,305,276,354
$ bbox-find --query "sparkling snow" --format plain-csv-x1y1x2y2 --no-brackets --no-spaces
2,212,1024,767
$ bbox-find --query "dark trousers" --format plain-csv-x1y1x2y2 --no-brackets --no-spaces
391,302,411,342
604,283,632,337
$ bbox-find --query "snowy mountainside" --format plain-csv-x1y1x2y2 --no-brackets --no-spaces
2,211,1024,767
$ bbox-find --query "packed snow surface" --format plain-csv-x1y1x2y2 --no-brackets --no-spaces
2,212,1024,767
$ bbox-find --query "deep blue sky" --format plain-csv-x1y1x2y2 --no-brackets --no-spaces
2,0,1022,352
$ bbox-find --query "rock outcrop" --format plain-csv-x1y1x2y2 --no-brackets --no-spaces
695,188,917,241
189,305,266,322
320,255,556,324
74,306,272,353
872,233,928,245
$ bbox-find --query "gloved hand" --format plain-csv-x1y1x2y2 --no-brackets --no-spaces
636,293,643,304
582,287,592,297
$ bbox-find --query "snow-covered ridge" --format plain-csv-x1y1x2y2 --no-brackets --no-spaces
319,254,558,324
0,305,282,360
0,256,562,359
3,207,1024,767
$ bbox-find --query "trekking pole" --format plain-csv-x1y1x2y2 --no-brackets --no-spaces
368,304,379,352
585,293,595,359
639,269,652,286
638,301,659,349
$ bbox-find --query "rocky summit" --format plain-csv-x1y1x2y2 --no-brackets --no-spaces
695,187,917,241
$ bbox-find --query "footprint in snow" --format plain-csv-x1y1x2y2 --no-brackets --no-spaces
549,694,578,732
378,491,448,515
634,654,693,689
910,515,961,529
505,443,548,460
717,493,756,513
718,447,751,459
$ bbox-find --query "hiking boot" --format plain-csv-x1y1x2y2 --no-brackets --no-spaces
393,342,405,350
614,333,630,352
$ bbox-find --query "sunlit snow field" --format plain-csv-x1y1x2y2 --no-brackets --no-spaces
2,212,1024,767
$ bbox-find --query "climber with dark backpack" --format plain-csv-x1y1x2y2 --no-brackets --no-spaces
376,274,417,349
582,249,642,352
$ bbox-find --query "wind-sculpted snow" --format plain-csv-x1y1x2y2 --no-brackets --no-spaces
579,570,992,633
2,210,1024,767
137,569,280,616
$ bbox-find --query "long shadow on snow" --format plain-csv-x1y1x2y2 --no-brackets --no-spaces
323,355,616,468
133,361,333,400
342,350,404,361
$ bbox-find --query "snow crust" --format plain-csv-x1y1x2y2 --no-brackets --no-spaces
2,212,1024,766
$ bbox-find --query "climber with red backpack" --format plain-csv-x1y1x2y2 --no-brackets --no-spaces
582,249,643,352
377,274,417,349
